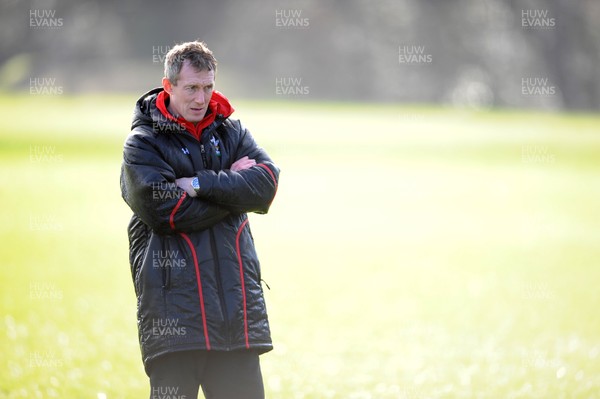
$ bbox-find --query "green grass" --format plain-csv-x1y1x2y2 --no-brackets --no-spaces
1,93,600,398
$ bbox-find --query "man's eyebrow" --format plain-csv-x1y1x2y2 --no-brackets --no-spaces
185,81,214,87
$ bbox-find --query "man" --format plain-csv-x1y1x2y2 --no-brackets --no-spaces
120,41,279,399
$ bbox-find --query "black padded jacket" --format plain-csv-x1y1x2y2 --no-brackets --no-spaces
120,88,279,374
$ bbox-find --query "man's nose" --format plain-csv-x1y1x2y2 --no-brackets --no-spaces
194,92,205,105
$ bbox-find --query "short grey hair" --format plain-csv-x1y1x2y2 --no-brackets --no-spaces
164,41,217,85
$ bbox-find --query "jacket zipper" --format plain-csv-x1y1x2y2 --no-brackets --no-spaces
170,131,224,349
200,144,208,168
161,238,171,289
176,132,230,347
202,135,233,347
209,227,231,348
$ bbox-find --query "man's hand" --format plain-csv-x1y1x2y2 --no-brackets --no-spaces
231,156,256,172
175,157,255,198
175,177,198,198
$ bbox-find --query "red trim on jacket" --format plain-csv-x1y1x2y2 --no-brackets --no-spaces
156,90,234,141
169,192,187,230
256,163,278,200
236,218,250,349
179,232,211,350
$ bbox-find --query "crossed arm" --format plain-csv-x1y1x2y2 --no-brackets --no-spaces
174,124,279,215
175,156,256,197
121,126,279,235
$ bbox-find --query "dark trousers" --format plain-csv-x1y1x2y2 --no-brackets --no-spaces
148,350,265,399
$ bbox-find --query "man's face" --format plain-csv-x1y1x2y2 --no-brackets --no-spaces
163,62,215,123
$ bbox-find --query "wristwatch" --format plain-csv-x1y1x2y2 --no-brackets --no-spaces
191,177,200,193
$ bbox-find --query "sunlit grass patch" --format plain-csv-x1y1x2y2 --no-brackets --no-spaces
1,94,599,398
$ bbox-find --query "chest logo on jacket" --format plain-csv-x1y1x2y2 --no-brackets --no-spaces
210,136,221,157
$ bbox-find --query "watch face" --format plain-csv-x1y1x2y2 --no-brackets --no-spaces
191,177,200,190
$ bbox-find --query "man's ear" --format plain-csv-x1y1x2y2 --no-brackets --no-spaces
162,77,173,94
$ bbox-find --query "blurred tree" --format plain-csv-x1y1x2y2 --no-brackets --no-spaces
0,0,598,110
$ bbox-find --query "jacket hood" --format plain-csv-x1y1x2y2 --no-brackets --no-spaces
131,87,162,131
131,88,235,138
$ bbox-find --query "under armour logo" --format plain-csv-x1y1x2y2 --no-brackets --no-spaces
181,147,190,155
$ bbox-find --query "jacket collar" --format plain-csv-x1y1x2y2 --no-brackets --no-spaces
155,90,234,140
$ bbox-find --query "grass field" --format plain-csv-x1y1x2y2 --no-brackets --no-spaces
1,93,599,398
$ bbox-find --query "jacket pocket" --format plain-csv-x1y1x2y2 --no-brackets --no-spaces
159,236,177,290
161,235,193,290
161,260,171,289
135,236,153,295
138,233,172,292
